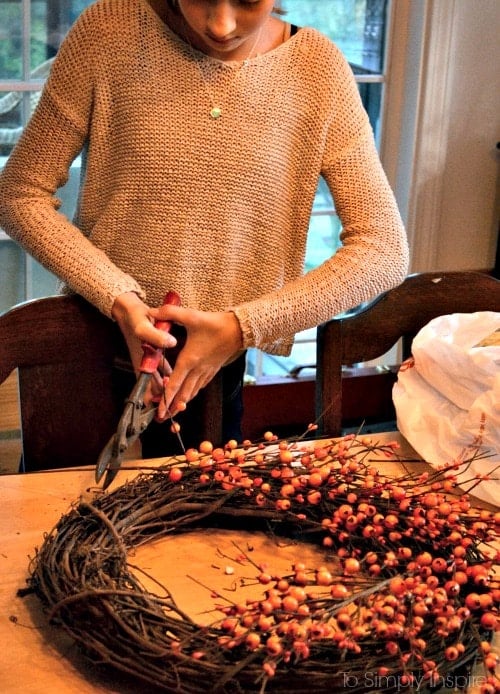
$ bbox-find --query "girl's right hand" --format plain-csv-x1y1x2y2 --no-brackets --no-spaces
111,291,178,402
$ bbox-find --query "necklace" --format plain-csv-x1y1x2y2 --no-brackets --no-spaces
190,28,263,120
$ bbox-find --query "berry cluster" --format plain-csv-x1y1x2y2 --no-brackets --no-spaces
165,433,499,692
30,431,499,693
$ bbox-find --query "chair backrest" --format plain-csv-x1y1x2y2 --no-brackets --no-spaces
0,294,223,471
315,271,500,437
0,295,125,470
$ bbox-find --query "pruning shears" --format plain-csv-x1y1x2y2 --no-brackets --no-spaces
95,290,184,489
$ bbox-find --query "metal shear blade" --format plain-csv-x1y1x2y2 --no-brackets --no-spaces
95,290,182,489
95,372,156,488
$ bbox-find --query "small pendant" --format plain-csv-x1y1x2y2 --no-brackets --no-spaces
210,106,222,119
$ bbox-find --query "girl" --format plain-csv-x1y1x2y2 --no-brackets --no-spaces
0,0,408,455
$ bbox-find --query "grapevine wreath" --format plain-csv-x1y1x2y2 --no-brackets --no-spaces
24,431,499,693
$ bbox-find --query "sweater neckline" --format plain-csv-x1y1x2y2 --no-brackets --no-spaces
139,0,301,68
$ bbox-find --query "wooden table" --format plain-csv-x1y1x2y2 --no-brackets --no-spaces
0,433,496,693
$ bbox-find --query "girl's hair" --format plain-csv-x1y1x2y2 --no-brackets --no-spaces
166,1,286,16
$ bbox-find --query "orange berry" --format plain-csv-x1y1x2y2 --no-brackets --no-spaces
280,483,295,498
288,585,307,601
337,504,353,520
308,472,323,488
245,632,261,650
198,440,213,454
211,447,225,461
479,593,494,609
465,593,482,610
307,490,321,505
416,552,433,566
316,568,333,586
445,646,459,661
282,595,299,612
480,612,499,630
330,583,349,600
279,449,294,464
266,635,283,656
484,655,498,671
184,448,199,463
313,446,329,460
389,577,407,597
168,467,183,483
432,557,448,573
275,498,291,511
257,572,272,585
344,558,361,575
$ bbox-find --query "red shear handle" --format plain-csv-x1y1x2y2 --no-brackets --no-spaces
139,291,181,374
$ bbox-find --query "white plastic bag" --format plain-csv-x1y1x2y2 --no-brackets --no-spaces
393,312,500,506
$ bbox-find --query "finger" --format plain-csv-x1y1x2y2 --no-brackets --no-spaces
153,325,177,350
156,377,185,420
149,370,165,398
167,368,217,417
169,399,187,418
150,304,189,324
140,319,177,350
156,366,210,420
158,354,173,377
141,370,164,407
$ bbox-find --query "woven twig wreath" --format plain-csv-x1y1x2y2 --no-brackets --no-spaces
25,435,499,693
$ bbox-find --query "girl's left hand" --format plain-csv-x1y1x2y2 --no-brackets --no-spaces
148,304,244,419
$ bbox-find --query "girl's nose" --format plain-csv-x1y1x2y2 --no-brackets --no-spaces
206,2,237,40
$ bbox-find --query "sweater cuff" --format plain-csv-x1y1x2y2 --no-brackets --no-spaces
231,304,295,356
231,306,255,350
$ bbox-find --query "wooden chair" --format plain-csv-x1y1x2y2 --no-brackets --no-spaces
0,295,223,471
315,271,500,437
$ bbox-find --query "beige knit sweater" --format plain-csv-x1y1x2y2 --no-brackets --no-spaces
0,0,408,355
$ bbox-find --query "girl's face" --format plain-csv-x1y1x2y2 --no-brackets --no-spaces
176,1,276,59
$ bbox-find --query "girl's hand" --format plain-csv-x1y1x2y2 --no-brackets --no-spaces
148,304,244,419
111,292,178,401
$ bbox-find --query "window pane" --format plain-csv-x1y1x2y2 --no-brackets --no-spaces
39,1,93,63
0,238,59,313
262,2,389,378
0,1,93,307
0,239,26,313
0,2,22,79
306,214,342,273
31,256,59,299
280,0,387,73
0,88,49,155
0,91,21,156
31,1,50,68
358,81,383,143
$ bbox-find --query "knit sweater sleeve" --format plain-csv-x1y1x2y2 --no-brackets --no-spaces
0,5,144,316
231,42,408,354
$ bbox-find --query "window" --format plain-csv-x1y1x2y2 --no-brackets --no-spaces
248,0,390,379
0,0,94,313
0,0,390,374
